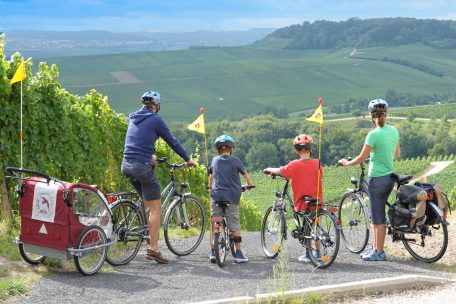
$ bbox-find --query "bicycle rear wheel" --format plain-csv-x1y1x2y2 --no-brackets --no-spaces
214,222,228,267
261,206,285,259
338,192,369,253
401,206,448,263
306,209,340,269
163,195,206,256
74,225,107,276
106,199,145,266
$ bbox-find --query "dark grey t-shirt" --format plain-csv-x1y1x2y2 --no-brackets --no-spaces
210,155,246,204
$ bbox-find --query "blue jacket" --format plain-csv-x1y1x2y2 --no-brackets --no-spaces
123,107,189,164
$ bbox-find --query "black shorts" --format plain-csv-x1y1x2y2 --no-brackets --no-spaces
121,159,161,200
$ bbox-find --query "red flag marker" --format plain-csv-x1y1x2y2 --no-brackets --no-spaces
200,107,205,113
319,97,323,105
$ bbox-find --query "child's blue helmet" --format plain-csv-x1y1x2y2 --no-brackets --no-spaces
214,135,235,150
142,91,161,105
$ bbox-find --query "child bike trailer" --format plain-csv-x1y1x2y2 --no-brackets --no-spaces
5,167,114,276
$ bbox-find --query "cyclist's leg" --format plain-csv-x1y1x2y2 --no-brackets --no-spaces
122,160,165,261
226,204,241,249
367,175,394,257
145,199,161,251
210,202,223,250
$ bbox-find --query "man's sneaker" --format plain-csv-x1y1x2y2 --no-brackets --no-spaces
298,250,321,263
298,252,311,263
362,250,386,261
234,250,249,263
210,249,216,263
359,247,375,259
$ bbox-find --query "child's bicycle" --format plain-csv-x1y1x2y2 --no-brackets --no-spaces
260,174,340,269
5,167,119,276
212,185,255,267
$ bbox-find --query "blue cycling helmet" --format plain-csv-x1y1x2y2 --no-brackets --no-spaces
214,135,235,150
368,98,388,113
142,91,161,105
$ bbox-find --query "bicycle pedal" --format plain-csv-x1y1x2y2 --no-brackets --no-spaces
291,229,300,239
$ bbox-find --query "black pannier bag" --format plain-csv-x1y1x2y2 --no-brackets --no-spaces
388,184,427,231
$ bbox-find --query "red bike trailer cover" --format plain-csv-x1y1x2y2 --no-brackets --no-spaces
19,178,98,251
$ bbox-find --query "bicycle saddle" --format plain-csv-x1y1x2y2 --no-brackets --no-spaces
303,196,320,207
214,201,231,207
391,173,413,185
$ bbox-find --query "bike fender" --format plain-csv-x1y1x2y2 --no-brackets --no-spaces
162,198,181,230
427,202,448,225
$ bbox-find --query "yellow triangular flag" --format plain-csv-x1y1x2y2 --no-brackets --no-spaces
187,113,205,134
10,57,26,84
306,104,323,124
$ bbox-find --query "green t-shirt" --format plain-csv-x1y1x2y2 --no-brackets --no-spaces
365,124,399,177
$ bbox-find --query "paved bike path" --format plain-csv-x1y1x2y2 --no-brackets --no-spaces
13,232,454,304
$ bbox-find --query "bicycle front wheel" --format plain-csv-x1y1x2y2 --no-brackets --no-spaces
74,225,107,276
163,195,206,256
306,209,340,269
106,199,145,266
338,192,369,253
401,206,448,263
261,206,285,259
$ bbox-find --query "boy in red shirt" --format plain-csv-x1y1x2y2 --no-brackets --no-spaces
263,133,323,262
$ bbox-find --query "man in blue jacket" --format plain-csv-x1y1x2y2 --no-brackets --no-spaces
121,91,197,264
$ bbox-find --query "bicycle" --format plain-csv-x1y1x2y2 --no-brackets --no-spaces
337,158,371,253
260,175,340,269
212,185,255,268
337,166,449,263
105,157,206,266
387,173,449,263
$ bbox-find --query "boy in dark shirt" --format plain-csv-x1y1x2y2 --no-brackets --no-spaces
209,135,253,263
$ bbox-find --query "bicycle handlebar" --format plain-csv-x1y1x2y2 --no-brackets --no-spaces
263,171,289,181
156,157,187,168
241,185,256,192
336,157,370,167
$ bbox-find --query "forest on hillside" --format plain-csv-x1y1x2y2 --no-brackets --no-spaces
262,17,456,49
171,114,456,171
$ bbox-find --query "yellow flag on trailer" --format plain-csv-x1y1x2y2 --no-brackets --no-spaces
187,113,205,134
306,102,323,124
10,57,26,84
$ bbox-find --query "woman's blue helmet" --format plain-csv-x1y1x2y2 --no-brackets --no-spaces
214,135,235,150
142,91,161,105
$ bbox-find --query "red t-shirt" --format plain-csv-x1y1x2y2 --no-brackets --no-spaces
280,158,324,212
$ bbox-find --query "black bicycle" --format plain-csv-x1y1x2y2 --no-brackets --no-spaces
387,174,449,263
260,175,340,269
105,157,206,266
337,158,371,253
212,185,255,268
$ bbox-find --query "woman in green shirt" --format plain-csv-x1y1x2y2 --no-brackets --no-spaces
338,99,400,261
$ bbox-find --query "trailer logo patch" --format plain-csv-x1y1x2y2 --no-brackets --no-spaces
32,182,58,223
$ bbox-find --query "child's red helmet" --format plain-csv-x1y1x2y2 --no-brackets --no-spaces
293,134,313,151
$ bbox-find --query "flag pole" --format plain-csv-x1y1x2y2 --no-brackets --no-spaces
198,107,213,247
20,80,23,168
200,107,209,173
315,98,323,225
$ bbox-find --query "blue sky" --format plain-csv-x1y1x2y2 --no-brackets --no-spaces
1,0,456,32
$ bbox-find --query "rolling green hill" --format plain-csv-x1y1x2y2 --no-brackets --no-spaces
40,43,456,121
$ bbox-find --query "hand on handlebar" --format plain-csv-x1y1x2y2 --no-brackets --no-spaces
242,184,256,191
337,159,348,166
185,159,198,168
